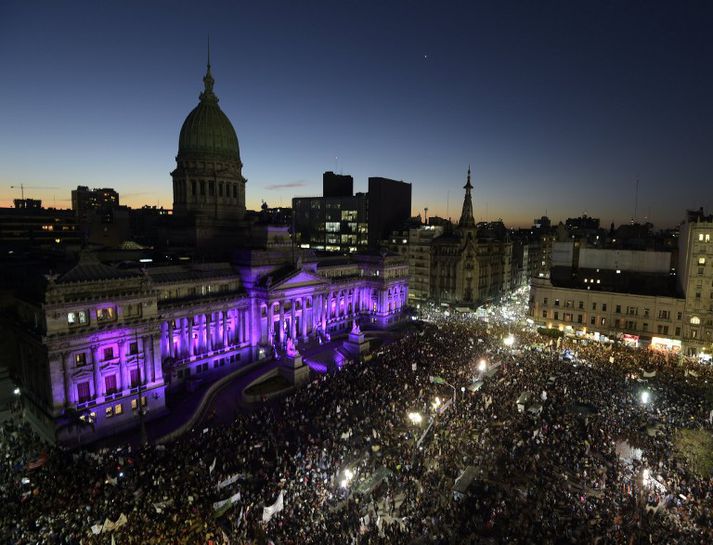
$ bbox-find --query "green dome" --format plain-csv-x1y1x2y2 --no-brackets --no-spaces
177,65,241,162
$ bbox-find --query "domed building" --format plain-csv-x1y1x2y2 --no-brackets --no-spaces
171,60,246,222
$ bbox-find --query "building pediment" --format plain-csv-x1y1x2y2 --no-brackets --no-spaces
265,269,328,293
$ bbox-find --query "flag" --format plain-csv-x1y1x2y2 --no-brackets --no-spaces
262,490,285,523
429,376,446,384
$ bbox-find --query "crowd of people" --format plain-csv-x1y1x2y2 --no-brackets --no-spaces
3,289,713,544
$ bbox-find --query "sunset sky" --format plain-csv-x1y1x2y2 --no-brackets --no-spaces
1,1,711,228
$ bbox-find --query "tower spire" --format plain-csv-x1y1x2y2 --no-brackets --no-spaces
200,37,217,103
458,166,476,230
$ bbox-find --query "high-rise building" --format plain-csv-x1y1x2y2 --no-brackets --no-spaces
322,171,353,198
367,177,412,249
678,208,713,357
71,186,120,217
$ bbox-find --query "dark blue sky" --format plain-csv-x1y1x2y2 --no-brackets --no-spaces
1,0,711,227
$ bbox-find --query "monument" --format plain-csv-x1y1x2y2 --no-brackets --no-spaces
343,320,370,358
279,337,310,386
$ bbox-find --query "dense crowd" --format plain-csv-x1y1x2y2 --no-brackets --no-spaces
3,290,713,544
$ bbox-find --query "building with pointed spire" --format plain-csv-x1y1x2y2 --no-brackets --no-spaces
429,168,513,305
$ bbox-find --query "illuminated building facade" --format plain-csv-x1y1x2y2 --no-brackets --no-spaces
12,252,408,444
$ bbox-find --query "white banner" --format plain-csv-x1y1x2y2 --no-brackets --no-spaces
213,491,241,512
217,473,245,490
262,490,285,523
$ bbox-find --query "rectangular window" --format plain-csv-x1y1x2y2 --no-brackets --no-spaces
218,182,223,197
115,404,123,415
590,316,595,325
130,368,140,388
67,310,89,326
577,314,583,324
675,327,681,336
209,181,215,196
543,298,549,305
677,312,682,320
592,302,597,311
699,233,705,241
129,342,138,355
77,381,90,403
104,374,117,395
614,318,621,328
233,184,237,198
96,307,116,322
602,303,607,312
191,180,196,196
75,353,86,366
600,317,606,325
105,407,113,418
103,347,114,361
554,311,559,320
200,180,205,196
578,301,584,310
615,305,621,314
541,310,547,318
554,299,560,307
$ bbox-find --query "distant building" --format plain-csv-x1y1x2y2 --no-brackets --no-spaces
14,199,42,210
0,203,81,250
322,171,353,198
367,177,412,250
678,208,713,357
529,207,713,359
430,169,512,305
293,192,368,253
71,186,120,217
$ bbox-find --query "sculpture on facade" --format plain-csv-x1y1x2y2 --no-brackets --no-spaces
286,337,300,357
351,320,361,335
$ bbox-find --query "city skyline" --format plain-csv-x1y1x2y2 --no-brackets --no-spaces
1,1,712,228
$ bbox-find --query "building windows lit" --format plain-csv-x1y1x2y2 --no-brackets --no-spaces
74,353,86,366
96,307,116,322
67,310,88,326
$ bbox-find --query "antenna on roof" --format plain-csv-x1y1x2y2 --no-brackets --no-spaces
633,178,639,224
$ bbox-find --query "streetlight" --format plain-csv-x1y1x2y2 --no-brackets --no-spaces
478,359,487,373
431,397,442,411
408,412,423,425
503,334,515,347
640,390,650,405
13,387,20,396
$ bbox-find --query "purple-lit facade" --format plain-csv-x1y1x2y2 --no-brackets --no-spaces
12,253,408,444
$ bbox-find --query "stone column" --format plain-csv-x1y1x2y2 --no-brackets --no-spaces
161,321,169,359
92,345,102,399
182,318,189,358
290,299,296,338
189,316,196,356
322,294,328,330
279,302,285,344
116,340,125,391
301,297,308,339
141,335,151,385
207,313,214,352
60,351,70,407
222,310,228,348
268,302,274,344
167,320,175,358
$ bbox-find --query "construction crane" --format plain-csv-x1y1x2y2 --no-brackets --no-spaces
10,184,59,200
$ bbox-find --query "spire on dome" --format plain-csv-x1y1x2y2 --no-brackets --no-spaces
200,36,218,104
458,166,476,230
